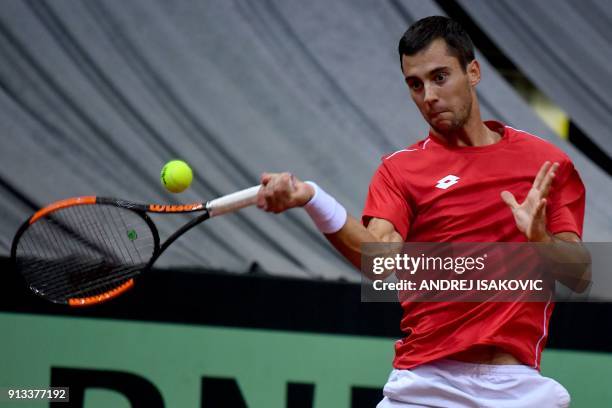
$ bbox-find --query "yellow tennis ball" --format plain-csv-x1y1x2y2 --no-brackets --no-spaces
160,160,193,193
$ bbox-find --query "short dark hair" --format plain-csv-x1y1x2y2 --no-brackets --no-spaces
398,16,475,71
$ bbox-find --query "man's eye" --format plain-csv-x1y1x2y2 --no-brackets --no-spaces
409,81,422,91
435,73,448,82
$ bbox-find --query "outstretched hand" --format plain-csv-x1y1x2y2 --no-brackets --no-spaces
501,161,559,242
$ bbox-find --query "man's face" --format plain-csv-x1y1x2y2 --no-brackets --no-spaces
401,38,478,134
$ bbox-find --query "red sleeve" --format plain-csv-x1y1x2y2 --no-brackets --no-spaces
362,160,413,240
547,157,586,238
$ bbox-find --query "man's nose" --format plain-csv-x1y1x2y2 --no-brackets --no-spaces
423,83,438,104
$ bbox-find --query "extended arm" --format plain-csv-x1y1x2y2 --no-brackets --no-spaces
256,172,403,275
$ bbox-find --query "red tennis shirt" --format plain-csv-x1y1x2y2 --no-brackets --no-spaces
362,121,585,370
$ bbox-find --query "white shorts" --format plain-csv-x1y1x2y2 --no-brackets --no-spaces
377,359,570,408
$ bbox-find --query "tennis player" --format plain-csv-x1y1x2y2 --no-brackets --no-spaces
257,16,588,407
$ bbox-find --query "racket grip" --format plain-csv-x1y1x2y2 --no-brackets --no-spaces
206,185,261,217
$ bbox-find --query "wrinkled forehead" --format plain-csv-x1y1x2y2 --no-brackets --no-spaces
401,38,462,78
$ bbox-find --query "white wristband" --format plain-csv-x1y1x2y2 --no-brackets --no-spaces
303,181,348,234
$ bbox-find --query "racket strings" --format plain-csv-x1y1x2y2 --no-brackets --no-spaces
23,257,141,298
44,265,142,299
14,205,155,303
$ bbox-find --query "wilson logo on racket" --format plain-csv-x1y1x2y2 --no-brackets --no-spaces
148,203,204,212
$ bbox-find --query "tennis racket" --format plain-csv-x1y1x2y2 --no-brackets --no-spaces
10,186,260,307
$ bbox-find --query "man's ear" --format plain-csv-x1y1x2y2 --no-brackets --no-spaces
467,59,481,86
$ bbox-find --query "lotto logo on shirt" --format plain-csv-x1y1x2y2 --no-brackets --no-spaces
435,175,460,189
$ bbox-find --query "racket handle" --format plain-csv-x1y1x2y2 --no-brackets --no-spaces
206,185,261,217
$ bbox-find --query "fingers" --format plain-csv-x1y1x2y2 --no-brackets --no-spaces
260,172,273,185
536,198,547,218
533,161,558,193
500,190,519,210
256,176,267,209
257,172,277,209
533,161,552,189
539,162,559,198
257,172,297,213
